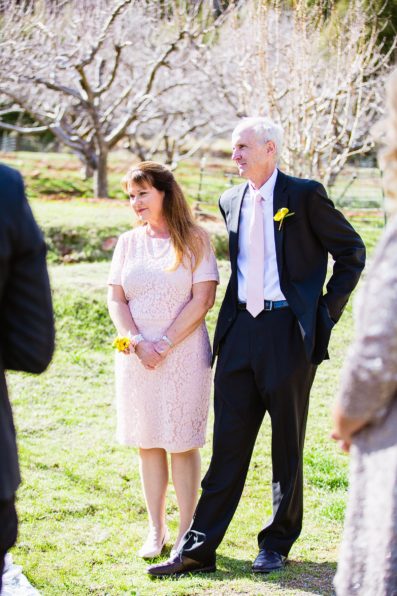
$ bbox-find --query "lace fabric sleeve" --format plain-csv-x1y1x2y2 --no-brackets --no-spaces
336,218,397,421
107,233,127,286
192,237,220,285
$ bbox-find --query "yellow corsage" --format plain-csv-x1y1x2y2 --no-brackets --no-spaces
112,336,131,352
274,207,295,230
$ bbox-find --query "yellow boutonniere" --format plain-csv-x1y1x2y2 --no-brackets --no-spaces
274,207,295,230
112,336,131,352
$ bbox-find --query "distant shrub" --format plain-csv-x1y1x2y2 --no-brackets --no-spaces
45,226,129,263
212,233,229,260
54,291,113,351
44,225,230,264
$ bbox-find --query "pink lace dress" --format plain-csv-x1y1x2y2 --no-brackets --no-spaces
108,226,219,452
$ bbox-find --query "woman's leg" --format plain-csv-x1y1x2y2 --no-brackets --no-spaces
139,448,169,546
171,448,201,548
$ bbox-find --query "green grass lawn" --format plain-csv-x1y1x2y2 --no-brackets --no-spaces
6,260,334,595
2,151,385,594
1,151,233,263
7,255,376,596
0,151,384,265
0,150,237,205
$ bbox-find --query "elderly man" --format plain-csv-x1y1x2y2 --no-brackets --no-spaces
148,117,365,576
0,163,54,591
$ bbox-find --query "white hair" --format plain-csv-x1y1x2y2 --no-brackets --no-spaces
232,116,284,158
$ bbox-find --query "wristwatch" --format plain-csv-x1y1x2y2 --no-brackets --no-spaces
161,334,174,348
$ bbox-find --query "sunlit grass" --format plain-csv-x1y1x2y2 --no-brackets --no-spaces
2,151,384,594
7,243,376,595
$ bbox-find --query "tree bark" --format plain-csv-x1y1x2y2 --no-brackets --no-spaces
94,150,108,198
81,162,94,180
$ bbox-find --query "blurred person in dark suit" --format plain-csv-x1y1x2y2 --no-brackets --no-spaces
0,163,54,591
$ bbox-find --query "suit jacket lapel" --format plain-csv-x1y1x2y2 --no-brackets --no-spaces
229,182,248,267
273,170,289,280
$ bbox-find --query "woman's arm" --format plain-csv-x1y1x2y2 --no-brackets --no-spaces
107,284,139,337
107,284,162,369
153,280,217,359
331,221,397,452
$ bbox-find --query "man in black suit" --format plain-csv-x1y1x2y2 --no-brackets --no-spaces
0,163,54,590
148,117,365,577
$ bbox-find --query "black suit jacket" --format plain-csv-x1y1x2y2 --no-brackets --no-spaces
213,170,366,365
0,163,54,500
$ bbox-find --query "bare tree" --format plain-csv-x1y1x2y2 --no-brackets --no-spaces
210,0,396,185
124,59,231,168
2,0,389,191
0,0,230,197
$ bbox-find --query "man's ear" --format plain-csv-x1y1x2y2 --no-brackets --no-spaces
266,140,277,155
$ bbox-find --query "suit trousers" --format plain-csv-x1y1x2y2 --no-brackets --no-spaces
0,496,18,592
181,308,316,561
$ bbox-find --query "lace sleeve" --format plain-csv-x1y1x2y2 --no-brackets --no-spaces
107,233,127,286
192,239,219,285
336,218,397,421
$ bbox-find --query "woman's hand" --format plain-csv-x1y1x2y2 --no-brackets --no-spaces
330,429,351,453
331,402,369,453
135,341,163,370
153,339,172,360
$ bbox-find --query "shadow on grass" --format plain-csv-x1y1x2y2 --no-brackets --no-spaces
220,555,337,594
151,552,337,595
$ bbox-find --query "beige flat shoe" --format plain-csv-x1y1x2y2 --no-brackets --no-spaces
170,538,183,559
138,526,170,559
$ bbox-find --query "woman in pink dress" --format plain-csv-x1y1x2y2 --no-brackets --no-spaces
107,162,219,559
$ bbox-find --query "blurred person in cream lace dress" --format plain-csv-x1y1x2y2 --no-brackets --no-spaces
332,70,397,596
107,162,219,559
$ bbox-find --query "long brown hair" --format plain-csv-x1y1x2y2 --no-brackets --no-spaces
121,161,208,270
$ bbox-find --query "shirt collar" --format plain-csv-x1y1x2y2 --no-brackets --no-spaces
249,168,278,202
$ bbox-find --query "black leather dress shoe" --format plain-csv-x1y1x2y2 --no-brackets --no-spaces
252,548,286,573
147,553,216,577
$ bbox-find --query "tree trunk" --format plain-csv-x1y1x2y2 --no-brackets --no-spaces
81,162,94,180
94,150,108,198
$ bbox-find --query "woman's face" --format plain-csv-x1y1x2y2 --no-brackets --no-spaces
128,181,165,224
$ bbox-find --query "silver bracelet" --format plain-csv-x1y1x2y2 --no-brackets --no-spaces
130,333,144,349
162,334,174,348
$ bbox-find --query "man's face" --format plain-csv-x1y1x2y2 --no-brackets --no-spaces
231,127,275,182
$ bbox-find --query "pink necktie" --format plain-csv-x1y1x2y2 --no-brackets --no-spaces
246,193,264,317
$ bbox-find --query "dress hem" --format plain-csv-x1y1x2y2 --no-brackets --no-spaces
116,439,206,453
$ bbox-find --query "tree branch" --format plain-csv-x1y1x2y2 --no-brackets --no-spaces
78,0,133,68
0,121,49,133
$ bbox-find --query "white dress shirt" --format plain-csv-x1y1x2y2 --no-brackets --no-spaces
237,168,286,303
